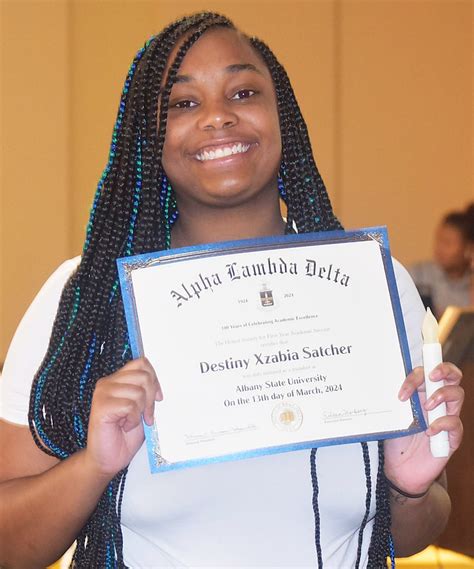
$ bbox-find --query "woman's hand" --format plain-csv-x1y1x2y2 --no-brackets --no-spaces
384,362,464,494
85,357,162,479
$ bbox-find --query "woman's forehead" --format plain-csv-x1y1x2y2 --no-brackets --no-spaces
166,27,270,79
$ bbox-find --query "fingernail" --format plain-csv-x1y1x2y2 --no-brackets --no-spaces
398,389,409,401
430,369,442,380
425,398,435,410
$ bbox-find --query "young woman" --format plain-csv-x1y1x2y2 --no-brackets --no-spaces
0,12,464,569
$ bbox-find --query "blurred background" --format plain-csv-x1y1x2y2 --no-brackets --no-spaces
1,0,472,565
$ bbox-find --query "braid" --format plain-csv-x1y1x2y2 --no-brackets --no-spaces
355,442,373,569
28,11,388,567
250,37,342,234
310,448,324,567
367,441,392,567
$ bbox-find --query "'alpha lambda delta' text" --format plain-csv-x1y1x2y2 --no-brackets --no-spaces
170,256,351,308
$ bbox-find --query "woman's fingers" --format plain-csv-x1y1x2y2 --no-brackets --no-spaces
398,362,462,401
398,367,424,401
425,384,465,415
428,362,462,384
397,363,464,454
99,357,162,426
87,358,163,476
426,414,464,452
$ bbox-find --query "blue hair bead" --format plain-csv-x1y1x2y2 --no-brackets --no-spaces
389,534,396,567
73,414,85,440
277,163,287,201
78,334,96,402
33,285,82,457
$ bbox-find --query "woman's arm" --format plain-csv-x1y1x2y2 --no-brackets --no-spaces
0,358,161,569
389,471,450,557
0,422,112,568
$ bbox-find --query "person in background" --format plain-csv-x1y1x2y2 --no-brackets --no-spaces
409,203,474,319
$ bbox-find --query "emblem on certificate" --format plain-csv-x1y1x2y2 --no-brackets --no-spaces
117,227,425,473
272,402,303,431
259,283,274,307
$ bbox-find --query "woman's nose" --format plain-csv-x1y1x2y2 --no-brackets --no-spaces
197,99,238,130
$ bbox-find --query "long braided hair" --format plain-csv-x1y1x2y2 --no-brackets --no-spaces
28,12,391,568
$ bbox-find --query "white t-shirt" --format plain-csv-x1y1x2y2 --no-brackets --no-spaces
0,257,425,568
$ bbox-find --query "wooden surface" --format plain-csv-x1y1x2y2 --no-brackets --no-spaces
397,545,474,567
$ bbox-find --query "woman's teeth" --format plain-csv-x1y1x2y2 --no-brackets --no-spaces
196,143,251,161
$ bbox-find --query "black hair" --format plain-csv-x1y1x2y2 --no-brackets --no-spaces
28,12,391,567
443,203,474,243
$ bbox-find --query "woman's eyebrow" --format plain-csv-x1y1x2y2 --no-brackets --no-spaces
225,63,263,75
173,63,263,84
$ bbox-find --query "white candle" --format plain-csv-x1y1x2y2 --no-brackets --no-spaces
422,308,449,458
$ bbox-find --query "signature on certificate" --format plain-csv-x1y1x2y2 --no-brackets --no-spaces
322,407,391,423
184,424,258,445
322,408,369,423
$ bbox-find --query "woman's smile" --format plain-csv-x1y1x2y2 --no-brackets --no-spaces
194,141,254,162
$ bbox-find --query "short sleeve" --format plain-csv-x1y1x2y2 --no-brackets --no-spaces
0,257,80,425
392,258,425,369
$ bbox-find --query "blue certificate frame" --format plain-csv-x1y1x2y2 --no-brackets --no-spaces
117,226,425,473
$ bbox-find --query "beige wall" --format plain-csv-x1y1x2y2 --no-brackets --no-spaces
1,1,71,361
1,0,472,360
339,1,473,261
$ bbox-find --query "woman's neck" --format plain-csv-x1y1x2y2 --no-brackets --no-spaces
170,202,286,249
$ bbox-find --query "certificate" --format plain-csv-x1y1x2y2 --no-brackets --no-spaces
117,226,425,473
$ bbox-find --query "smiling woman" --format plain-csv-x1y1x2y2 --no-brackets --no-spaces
0,11,465,569
162,28,283,246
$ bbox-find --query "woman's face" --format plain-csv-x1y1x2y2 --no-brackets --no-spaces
161,28,282,213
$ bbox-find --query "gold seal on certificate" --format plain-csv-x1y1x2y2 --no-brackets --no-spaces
272,402,303,431
117,227,426,473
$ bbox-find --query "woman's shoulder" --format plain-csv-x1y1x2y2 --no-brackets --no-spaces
391,257,425,368
392,257,424,303
38,256,82,290
5,256,81,355
0,257,81,425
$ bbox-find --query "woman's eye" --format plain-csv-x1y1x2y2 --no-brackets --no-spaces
172,100,197,109
231,89,256,101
